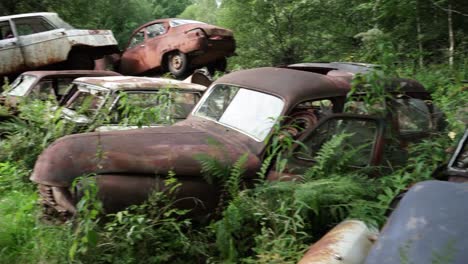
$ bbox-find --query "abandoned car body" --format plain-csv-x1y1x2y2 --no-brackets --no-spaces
59,76,207,131
0,12,119,82
0,70,120,108
119,18,235,78
29,67,443,218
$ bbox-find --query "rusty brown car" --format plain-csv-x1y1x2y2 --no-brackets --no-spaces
119,19,235,78
29,67,443,219
0,13,119,83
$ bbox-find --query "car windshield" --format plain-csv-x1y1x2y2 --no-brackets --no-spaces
169,19,206,27
193,84,284,141
6,75,37,96
67,84,109,116
115,90,200,125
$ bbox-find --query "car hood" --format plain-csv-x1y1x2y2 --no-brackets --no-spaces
30,125,261,187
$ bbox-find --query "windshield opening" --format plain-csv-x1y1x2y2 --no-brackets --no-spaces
194,84,284,141
169,19,206,27
114,90,200,125
6,75,37,96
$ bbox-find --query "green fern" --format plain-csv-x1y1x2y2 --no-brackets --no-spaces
226,153,249,198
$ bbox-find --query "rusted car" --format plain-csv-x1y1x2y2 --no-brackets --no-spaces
0,70,120,108
0,12,119,82
119,19,235,78
59,76,207,131
29,67,443,218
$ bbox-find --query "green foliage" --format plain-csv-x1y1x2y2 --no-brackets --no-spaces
178,0,219,24
95,174,193,263
0,188,72,263
69,175,103,261
0,99,77,169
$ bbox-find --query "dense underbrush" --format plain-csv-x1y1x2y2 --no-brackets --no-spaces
0,65,466,263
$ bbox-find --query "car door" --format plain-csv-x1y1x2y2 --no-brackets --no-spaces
13,16,69,68
120,22,168,75
0,19,25,77
267,114,385,181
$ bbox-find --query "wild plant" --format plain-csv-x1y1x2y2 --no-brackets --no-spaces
94,172,193,263
69,174,103,261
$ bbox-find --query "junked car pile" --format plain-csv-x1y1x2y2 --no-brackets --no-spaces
29,66,444,219
0,10,458,263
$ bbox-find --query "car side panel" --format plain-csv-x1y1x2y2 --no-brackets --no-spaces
0,37,25,75
19,28,70,68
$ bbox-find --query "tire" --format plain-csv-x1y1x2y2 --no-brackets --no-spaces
167,51,190,79
67,51,95,70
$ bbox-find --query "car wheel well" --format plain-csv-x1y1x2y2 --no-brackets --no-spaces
66,46,95,70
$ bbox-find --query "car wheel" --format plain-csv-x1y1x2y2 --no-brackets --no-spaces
67,51,95,70
167,51,190,79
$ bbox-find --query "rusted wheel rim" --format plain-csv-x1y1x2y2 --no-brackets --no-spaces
170,54,183,70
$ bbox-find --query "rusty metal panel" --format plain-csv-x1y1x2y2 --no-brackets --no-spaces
66,29,118,47
19,29,70,68
0,37,26,75
30,124,262,187
298,220,377,264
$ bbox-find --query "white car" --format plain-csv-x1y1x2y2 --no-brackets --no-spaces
0,12,119,81
60,76,208,131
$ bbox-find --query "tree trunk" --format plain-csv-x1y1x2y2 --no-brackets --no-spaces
448,3,454,69
416,0,424,68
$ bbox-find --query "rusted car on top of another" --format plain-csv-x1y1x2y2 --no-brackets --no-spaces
29,67,444,219
59,76,207,132
0,12,119,83
119,18,235,78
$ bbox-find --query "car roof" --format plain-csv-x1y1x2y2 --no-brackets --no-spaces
0,12,58,21
287,62,379,75
131,18,208,35
20,70,121,79
213,67,351,110
73,76,207,92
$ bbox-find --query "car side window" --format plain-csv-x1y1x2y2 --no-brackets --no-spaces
394,98,431,134
0,21,14,40
129,31,145,48
30,80,56,100
146,23,166,38
285,99,334,138
296,117,379,167
13,17,55,36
